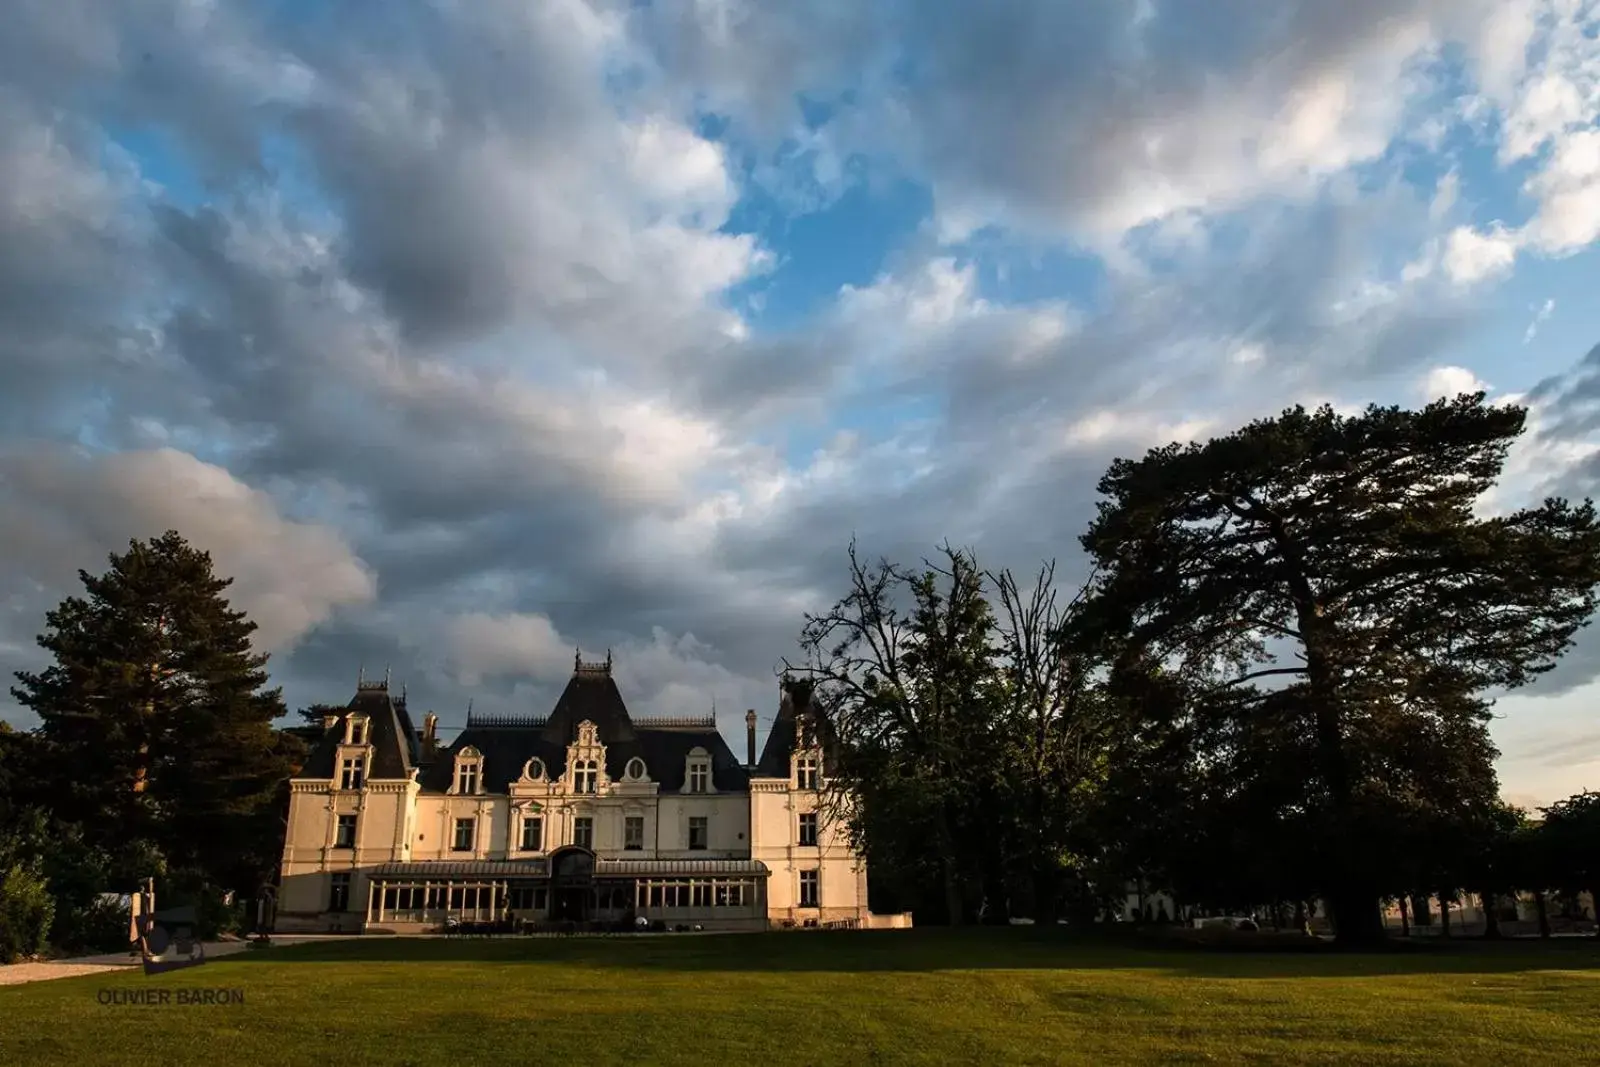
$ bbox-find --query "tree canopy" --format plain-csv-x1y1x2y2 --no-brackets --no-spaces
10,531,298,917
1072,393,1600,941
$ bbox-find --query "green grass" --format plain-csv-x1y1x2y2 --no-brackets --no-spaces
3,930,1598,1066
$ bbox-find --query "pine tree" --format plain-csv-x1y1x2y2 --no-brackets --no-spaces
11,531,293,895
1075,393,1600,943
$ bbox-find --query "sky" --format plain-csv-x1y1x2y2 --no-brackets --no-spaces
1,0,1599,809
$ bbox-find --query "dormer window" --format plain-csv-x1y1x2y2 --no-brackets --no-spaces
564,720,605,795
625,757,647,781
573,759,598,794
339,755,365,790
796,754,819,791
685,747,711,794
453,747,483,795
345,714,368,746
524,757,546,781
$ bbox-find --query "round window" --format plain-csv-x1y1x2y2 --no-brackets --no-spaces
524,757,546,780
625,757,646,781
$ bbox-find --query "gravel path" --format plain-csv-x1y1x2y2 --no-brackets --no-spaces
0,960,136,986
0,942,253,987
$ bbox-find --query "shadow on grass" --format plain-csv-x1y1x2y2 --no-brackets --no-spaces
224,927,1600,979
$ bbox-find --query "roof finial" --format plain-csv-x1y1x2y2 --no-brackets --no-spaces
358,664,365,686
384,663,391,688
606,648,612,671
400,682,407,703
575,646,582,672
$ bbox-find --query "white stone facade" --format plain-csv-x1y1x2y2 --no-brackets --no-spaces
274,665,911,933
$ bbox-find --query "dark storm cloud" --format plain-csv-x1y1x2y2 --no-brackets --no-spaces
0,0,1538,740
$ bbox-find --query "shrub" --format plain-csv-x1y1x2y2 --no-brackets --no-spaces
0,863,56,963
54,896,133,955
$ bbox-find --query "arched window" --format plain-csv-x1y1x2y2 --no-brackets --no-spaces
453,747,483,795
685,747,712,794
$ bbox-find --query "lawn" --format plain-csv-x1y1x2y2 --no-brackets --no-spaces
2,929,1597,1066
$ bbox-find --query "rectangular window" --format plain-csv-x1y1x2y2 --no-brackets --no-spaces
452,817,476,852
520,814,543,852
329,872,351,912
456,764,479,794
798,812,818,847
799,869,819,908
624,815,644,851
348,719,366,745
796,756,818,791
574,816,593,849
335,814,358,849
688,763,709,793
339,756,365,790
573,760,597,793
688,816,708,851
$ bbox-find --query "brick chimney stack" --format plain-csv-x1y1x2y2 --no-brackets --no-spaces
746,709,758,768
422,712,438,757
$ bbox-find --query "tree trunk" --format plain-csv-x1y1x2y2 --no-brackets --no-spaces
1327,885,1384,944
1481,891,1501,939
1398,896,1410,937
1304,636,1383,944
1438,893,1452,938
1534,891,1551,938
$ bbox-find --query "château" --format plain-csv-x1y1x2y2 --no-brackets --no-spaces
276,653,911,932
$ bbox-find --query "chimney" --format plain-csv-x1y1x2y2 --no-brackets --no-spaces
422,712,438,756
745,709,758,768
321,712,339,731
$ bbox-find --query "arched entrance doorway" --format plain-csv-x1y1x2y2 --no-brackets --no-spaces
549,846,595,922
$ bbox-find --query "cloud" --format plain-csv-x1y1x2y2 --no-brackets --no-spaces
0,0,1598,825
1419,365,1491,401
1422,2,1600,274
1524,298,1557,344
0,447,376,657
1441,225,1521,284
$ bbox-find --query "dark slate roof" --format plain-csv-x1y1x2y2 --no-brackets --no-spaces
416,661,750,794
541,669,638,746
296,682,417,781
754,676,814,777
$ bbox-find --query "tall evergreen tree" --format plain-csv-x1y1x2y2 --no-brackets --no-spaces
1074,393,1600,943
11,531,294,895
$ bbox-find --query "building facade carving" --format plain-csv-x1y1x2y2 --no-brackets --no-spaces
276,656,911,932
